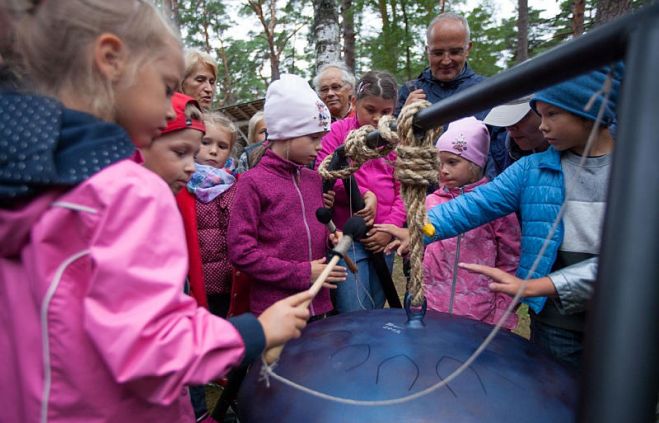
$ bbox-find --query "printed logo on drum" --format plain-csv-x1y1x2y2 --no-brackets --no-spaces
382,322,403,334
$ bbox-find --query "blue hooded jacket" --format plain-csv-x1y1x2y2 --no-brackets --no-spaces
426,147,568,313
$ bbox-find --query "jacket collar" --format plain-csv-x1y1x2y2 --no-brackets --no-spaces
259,148,306,177
534,146,562,171
439,176,488,197
0,92,134,200
420,62,476,89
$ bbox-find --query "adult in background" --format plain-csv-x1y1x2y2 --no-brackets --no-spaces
181,49,217,111
313,62,356,122
396,12,508,178
483,96,549,168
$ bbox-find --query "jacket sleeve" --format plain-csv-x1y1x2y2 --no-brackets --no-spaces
492,212,521,275
228,176,312,290
548,257,598,314
395,80,413,117
83,175,264,406
426,160,525,243
381,162,407,227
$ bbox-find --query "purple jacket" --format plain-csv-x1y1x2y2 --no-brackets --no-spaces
423,178,521,329
316,115,406,229
228,149,332,316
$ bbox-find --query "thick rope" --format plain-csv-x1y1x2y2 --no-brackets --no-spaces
395,100,443,307
259,70,614,406
317,115,398,181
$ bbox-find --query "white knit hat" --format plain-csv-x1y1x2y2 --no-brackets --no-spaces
264,74,331,140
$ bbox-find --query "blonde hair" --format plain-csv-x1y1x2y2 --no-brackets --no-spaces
203,111,237,147
247,111,265,145
15,0,180,120
182,49,217,83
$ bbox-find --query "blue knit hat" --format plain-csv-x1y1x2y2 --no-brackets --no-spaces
530,63,624,127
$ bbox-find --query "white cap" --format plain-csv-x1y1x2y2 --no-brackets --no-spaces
483,96,533,127
264,74,331,140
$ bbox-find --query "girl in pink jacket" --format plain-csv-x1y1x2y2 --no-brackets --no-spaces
424,117,521,329
316,71,405,312
0,3,310,422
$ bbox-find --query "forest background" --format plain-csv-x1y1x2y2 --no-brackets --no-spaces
156,0,650,108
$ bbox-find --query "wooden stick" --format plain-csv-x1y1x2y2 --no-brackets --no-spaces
263,254,342,365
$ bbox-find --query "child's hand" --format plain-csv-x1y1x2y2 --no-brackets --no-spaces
373,224,410,256
323,190,336,209
310,257,347,288
328,230,342,247
458,263,557,298
355,191,377,226
361,229,392,254
258,290,312,349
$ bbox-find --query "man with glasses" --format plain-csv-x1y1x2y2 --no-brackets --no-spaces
397,12,508,178
396,12,484,115
313,62,356,122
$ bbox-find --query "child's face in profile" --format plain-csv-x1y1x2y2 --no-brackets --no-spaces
114,40,184,149
142,129,201,194
536,101,593,154
355,95,395,128
438,151,479,189
286,132,324,165
197,123,233,168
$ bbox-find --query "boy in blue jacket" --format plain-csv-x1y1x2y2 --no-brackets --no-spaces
378,64,622,369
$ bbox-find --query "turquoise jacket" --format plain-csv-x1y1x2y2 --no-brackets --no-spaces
426,147,567,313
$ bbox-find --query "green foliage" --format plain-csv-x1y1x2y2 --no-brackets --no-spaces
463,1,512,77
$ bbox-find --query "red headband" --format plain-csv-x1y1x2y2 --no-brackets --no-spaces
161,92,205,135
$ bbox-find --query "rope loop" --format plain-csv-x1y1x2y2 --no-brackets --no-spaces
395,100,443,307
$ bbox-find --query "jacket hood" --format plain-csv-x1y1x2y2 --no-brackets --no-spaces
435,176,488,198
0,92,134,200
0,190,60,257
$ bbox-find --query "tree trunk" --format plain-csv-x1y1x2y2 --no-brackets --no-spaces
313,0,341,70
595,0,631,25
247,0,281,81
439,0,446,14
217,39,235,107
572,0,585,36
516,0,529,63
400,0,412,80
341,0,355,71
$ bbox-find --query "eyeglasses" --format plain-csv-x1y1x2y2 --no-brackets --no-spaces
428,47,467,58
319,83,346,95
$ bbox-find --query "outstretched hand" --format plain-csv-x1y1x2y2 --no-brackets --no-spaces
373,224,410,256
458,263,556,298
258,290,313,349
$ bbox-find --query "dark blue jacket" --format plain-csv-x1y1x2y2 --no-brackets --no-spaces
426,147,569,313
396,64,507,178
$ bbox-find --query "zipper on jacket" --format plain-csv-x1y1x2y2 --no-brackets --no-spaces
291,170,315,316
448,186,464,315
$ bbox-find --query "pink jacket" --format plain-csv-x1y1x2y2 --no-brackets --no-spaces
0,160,258,423
316,115,406,229
423,178,521,329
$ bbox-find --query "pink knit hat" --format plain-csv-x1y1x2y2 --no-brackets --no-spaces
435,116,490,168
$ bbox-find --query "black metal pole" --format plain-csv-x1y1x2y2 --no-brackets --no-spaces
579,9,659,423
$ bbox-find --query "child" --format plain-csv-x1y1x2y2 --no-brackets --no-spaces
315,70,405,312
379,65,621,369
236,111,267,173
141,92,203,195
177,112,239,317
0,2,311,422
423,116,520,329
228,74,347,318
